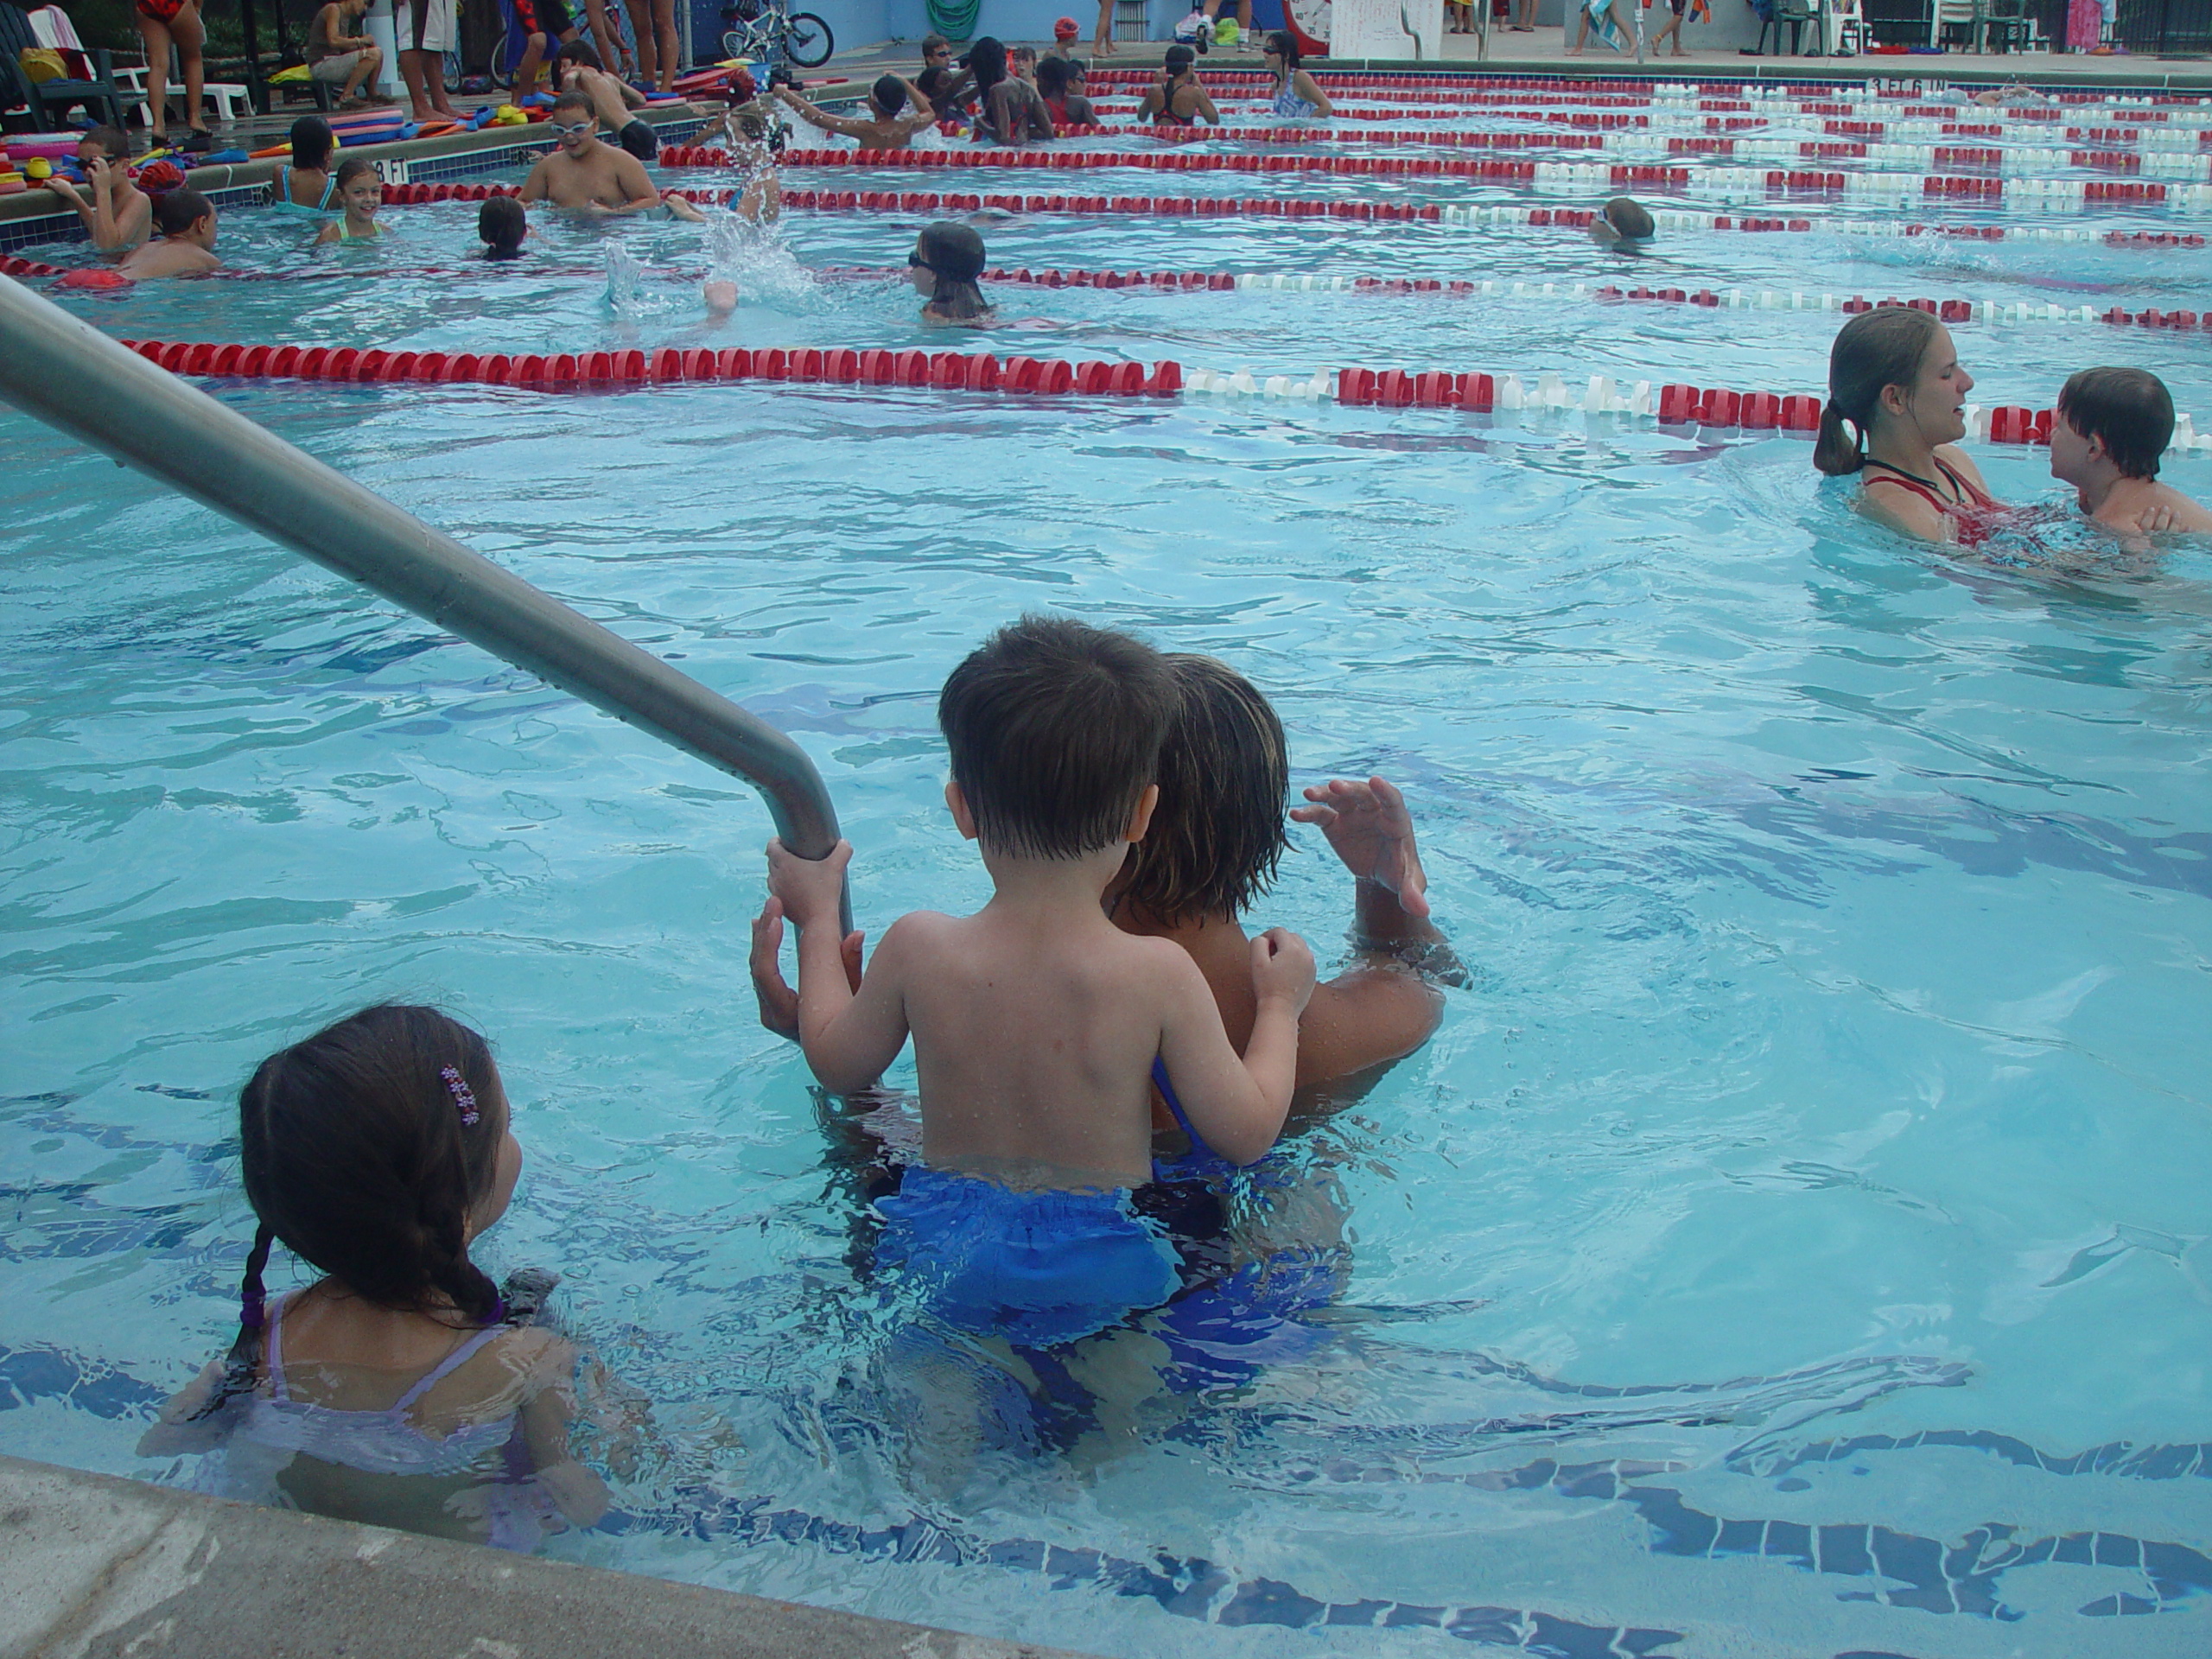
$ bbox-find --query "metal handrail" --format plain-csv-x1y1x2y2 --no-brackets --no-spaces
0,274,846,884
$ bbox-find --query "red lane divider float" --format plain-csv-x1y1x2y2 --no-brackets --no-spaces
109,336,1185,397
775,188,1440,221
85,335,2090,448
671,143,1610,177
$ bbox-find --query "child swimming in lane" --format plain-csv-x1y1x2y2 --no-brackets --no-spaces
314,156,386,244
479,194,531,259
911,220,994,327
2048,367,2212,537
139,1004,610,1549
766,616,1316,1349
1588,195,1654,254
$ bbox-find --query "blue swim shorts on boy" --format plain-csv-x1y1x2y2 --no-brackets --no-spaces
874,1166,1183,1349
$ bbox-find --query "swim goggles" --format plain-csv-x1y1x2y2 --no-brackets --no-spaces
547,119,593,139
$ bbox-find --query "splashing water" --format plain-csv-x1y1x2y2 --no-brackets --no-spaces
604,243,645,318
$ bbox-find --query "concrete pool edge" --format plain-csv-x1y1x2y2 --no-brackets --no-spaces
0,1452,1101,1659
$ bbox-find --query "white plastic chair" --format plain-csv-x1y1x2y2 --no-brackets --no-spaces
30,6,152,108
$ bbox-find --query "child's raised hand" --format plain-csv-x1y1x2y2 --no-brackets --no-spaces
765,836,851,932
749,894,862,1041
1250,925,1317,1015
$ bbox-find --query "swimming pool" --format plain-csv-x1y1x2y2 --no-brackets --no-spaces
4,72,2211,1659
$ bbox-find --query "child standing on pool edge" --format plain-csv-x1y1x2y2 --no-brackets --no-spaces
767,617,1317,1347
139,1005,610,1549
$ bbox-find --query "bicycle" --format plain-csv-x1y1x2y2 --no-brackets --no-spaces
721,0,833,69
486,0,638,90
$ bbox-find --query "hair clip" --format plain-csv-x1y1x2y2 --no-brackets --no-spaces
442,1065,481,1128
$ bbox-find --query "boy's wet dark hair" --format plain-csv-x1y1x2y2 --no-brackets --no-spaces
480,193,526,257
288,115,333,171
80,124,132,162
1604,196,1654,240
1119,655,1290,925
551,88,595,120
939,616,1173,860
915,65,957,108
2058,365,2171,480
556,37,603,72
871,73,907,116
334,155,379,193
154,187,213,237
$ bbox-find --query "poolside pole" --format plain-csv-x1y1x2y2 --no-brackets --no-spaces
0,275,849,893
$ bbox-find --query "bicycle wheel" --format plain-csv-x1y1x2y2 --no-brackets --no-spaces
783,11,833,66
442,48,464,87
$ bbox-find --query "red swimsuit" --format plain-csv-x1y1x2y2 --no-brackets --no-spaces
1863,455,2001,545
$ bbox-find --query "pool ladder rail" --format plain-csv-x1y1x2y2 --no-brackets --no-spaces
0,273,849,921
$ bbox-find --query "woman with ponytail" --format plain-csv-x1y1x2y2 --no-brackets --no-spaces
139,1005,610,1550
1815,307,2002,544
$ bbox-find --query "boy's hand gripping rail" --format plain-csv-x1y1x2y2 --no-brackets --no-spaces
0,275,849,916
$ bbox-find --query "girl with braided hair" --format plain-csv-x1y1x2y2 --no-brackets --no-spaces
138,1005,609,1549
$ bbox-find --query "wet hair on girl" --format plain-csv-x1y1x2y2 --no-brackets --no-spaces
289,116,334,172
334,155,379,193
1815,304,1943,477
915,219,992,321
968,35,1007,93
479,193,526,258
1119,655,1290,926
1165,43,1196,75
1036,55,1070,97
201,1006,510,1416
1266,29,1300,67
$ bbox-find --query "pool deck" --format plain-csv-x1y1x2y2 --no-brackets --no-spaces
0,1452,1099,1659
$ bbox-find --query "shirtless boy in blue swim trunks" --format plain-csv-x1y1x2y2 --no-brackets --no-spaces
766,616,1317,1348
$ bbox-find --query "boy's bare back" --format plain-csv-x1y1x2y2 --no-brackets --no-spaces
766,615,1314,1198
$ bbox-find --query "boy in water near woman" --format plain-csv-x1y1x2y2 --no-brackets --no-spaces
768,617,1317,1348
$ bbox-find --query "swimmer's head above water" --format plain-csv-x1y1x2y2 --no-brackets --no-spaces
938,614,1174,860
479,193,526,258
2052,366,2171,486
1815,305,1970,475
1591,194,1653,251
911,219,993,322
1115,655,1290,927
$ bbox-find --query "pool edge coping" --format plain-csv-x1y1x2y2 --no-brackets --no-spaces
0,1450,1103,1659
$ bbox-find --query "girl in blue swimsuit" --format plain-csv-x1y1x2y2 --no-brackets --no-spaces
1262,32,1333,120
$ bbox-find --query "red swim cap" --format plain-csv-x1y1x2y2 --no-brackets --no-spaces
725,66,757,102
136,159,185,193
1054,15,1079,37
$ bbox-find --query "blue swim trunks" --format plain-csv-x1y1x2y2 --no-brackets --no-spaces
874,1166,1183,1349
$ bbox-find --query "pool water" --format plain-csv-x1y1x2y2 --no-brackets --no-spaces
4,75,2212,1659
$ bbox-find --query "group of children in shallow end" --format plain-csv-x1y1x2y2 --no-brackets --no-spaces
140,616,1356,1542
